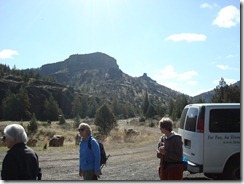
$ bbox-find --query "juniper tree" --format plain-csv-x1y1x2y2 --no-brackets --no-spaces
28,113,38,133
95,104,117,136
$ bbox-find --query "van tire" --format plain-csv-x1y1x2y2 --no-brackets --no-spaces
223,154,240,180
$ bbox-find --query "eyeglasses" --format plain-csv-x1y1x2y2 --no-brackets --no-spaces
78,128,85,132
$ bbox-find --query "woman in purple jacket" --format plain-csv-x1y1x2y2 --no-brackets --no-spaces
78,123,101,180
157,117,184,180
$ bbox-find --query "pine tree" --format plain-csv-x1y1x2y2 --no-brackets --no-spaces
28,113,38,133
112,97,120,117
172,95,188,120
95,104,117,136
80,96,88,118
146,104,157,118
44,95,62,121
167,98,174,117
71,94,81,117
2,91,19,120
18,87,31,120
88,97,98,118
211,77,240,103
143,91,150,116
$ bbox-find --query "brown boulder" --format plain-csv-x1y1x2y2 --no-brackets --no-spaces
27,138,38,147
49,135,65,147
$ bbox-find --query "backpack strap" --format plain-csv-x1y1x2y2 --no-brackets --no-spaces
88,137,92,150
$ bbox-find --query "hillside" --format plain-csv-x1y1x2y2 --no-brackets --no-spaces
0,74,75,120
192,81,240,102
0,52,185,121
34,52,183,107
0,52,240,121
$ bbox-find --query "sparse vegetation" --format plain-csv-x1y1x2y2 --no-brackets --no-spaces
0,117,163,151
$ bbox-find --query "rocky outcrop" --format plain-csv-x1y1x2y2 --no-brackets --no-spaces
49,135,65,147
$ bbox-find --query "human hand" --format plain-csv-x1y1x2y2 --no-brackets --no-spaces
159,146,166,155
95,172,101,178
79,171,83,177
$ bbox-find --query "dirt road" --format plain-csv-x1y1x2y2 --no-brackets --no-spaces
0,119,210,180
36,141,209,181
37,119,209,181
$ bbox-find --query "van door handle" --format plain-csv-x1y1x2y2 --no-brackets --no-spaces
191,153,195,156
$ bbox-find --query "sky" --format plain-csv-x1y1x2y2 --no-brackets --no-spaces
0,0,241,97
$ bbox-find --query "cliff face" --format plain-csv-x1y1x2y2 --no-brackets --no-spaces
38,52,118,75
34,52,182,107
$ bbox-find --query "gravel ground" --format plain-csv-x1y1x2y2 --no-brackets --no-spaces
36,142,210,181
0,120,210,181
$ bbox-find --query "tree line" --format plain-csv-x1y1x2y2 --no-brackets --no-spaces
142,77,240,121
0,64,240,131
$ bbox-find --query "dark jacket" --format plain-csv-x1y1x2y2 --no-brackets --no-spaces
1,143,40,180
157,131,183,169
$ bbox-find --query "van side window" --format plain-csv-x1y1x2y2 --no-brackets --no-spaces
209,109,240,132
180,108,188,129
185,108,198,132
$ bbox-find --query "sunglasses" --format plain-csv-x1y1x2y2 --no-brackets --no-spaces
78,128,85,132
1,135,6,141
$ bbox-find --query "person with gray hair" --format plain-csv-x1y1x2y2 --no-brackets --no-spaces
78,123,101,180
1,124,41,180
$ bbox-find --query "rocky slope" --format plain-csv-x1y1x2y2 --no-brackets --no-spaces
34,52,183,107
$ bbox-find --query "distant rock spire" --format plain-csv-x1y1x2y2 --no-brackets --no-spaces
142,73,147,77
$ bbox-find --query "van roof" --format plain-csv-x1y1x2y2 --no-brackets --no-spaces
186,103,240,107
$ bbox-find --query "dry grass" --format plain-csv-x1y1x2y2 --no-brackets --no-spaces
104,125,160,150
0,118,161,152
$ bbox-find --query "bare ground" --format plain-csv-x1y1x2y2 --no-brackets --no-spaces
0,120,210,181
36,140,210,181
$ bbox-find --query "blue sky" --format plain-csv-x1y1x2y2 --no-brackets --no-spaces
0,0,241,96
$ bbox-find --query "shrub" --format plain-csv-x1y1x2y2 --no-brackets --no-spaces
27,114,38,133
73,115,81,129
59,115,66,125
139,116,146,122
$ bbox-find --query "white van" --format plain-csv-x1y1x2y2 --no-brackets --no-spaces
178,103,240,180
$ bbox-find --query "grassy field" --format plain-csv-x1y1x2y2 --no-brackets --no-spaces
0,118,161,152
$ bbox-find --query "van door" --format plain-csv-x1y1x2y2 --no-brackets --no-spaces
178,105,204,172
203,106,240,174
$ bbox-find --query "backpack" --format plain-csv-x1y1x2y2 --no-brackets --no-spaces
88,138,107,166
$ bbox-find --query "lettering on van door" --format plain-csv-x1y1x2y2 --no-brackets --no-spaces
207,135,240,144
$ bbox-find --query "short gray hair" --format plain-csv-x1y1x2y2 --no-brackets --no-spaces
78,123,92,135
4,124,28,143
